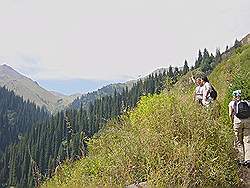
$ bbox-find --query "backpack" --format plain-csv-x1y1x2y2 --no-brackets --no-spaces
235,101,250,119
210,86,217,100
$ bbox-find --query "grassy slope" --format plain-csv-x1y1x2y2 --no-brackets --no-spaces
44,45,250,188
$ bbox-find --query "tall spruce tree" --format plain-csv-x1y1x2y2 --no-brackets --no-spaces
183,60,189,75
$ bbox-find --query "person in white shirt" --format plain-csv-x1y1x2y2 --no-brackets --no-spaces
229,90,250,166
201,76,213,106
192,78,204,104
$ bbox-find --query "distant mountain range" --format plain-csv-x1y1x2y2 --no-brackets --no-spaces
70,67,171,109
0,64,169,112
70,80,136,109
0,64,77,112
37,79,128,96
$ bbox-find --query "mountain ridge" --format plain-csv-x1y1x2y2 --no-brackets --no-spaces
0,63,170,112
0,64,71,112
70,68,170,109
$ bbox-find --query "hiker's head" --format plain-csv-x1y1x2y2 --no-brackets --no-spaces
201,76,209,84
196,78,202,86
233,90,241,100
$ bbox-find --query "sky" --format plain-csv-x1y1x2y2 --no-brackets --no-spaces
38,79,125,95
0,0,249,94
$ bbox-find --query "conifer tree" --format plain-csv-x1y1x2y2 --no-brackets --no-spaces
195,49,203,68
167,65,174,79
234,39,241,48
214,48,221,66
183,60,189,75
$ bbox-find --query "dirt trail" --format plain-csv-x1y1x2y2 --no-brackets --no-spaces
126,182,147,188
240,167,250,187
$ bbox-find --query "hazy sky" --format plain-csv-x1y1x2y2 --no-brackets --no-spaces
0,0,249,81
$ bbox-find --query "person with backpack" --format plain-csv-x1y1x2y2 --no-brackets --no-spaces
229,90,250,166
201,76,217,106
192,77,204,105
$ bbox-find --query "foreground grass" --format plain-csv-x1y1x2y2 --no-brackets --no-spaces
44,45,250,188
44,93,238,187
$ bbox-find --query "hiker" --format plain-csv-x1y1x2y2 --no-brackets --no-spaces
229,90,250,166
193,78,204,104
200,76,218,106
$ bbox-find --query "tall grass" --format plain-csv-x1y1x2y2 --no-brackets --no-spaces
44,45,250,188
44,92,239,187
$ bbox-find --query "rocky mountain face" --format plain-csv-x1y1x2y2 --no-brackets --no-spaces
0,64,77,112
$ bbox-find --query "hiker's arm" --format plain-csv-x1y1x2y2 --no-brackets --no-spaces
204,89,209,99
205,90,210,99
191,76,196,84
205,84,212,99
229,106,234,123
193,91,196,101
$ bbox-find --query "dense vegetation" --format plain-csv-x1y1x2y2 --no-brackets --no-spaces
44,44,250,187
0,87,48,187
0,68,177,187
0,86,48,155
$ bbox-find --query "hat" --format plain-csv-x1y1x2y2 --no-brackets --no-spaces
232,90,241,97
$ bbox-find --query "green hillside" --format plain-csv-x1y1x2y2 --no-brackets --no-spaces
44,44,250,187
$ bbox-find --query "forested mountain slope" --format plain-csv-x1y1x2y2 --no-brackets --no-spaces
44,43,250,187
70,81,135,109
0,87,49,187
0,64,72,112
0,70,170,188
70,68,170,110
0,87,48,156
